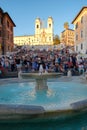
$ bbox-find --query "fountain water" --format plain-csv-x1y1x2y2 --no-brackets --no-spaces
67,69,72,77
39,64,44,74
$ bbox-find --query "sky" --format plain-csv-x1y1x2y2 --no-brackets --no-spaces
0,0,87,36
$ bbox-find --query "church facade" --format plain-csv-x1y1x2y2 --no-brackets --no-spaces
14,17,54,46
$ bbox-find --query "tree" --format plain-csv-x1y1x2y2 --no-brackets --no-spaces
53,35,60,45
64,22,69,30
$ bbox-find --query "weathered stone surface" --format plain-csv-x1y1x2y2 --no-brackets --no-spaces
20,72,62,90
70,99,87,110
0,104,45,114
20,72,63,79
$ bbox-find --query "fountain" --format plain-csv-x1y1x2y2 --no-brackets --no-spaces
19,64,62,90
0,68,87,129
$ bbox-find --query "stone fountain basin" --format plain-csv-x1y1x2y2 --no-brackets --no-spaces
0,76,87,121
20,72,63,79
19,72,63,90
0,99,87,121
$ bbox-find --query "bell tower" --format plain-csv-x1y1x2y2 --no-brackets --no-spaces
47,17,54,44
47,17,53,33
35,18,41,35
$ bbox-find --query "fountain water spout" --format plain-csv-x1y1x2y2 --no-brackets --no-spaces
39,64,44,75
67,69,72,77
18,70,22,79
20,68,62,90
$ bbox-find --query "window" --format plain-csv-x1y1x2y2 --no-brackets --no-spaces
0,17,2,25
0,17,1,25
10,34,13,42
81,43,83,50
75,22,78,29
7,21,9,28
76,34,78,40
37,24,39,28
81,16,83,23
7,31,9,39
49,37,51,41
0,30,1,37
81,30,83,38
10,26,13,31
49,24,51,28
76,46,78,51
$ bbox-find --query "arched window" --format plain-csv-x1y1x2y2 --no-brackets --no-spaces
37,24,39,28
49,24,51,28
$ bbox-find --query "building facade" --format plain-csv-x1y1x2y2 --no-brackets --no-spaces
14,17,54,46
72,6,87,54
0,8,16,55
60,29,74,47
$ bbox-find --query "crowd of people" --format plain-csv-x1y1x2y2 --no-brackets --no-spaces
0,46,87,77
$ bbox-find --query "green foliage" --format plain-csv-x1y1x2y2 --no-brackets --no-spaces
53,35,60,45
